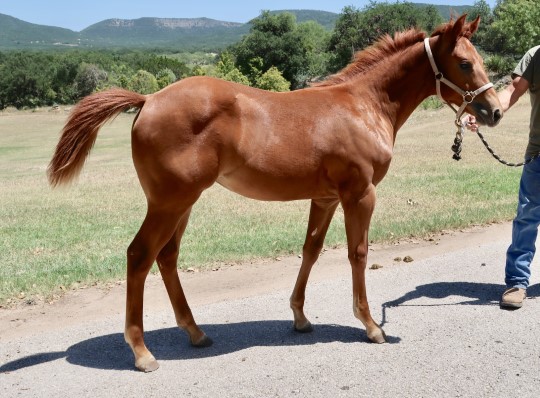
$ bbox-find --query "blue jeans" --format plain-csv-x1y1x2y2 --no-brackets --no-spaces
506,156,540,289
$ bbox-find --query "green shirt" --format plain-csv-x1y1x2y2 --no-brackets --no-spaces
513,45,540,158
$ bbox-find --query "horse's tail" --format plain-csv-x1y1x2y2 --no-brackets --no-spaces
47,88,146,187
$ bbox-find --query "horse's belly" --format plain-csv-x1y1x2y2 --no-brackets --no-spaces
216,172,333,201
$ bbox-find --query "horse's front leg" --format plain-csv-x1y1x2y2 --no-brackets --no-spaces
340,184,386,344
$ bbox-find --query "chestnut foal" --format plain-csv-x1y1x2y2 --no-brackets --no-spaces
48,15,501,372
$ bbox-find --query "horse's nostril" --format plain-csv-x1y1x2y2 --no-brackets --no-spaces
494,109,502,123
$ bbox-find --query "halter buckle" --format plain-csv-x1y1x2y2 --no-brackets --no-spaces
463,92,474,103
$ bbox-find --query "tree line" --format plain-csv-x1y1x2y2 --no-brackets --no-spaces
0,0,537,110
0,50,190,109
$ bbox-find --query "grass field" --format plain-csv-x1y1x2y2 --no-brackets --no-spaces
0,99,530,305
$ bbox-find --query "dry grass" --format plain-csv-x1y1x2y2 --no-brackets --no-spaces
0,99,530,304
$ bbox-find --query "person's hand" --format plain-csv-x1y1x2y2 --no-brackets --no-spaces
463,115,478,132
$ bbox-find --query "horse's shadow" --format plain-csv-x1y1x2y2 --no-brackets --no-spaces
4,281,539,373
380,281,540,326
0,320,400,373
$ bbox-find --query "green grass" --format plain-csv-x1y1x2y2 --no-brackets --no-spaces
419,96,444,110
0,100,530,304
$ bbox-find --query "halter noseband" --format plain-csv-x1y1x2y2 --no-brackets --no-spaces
424,38,493,126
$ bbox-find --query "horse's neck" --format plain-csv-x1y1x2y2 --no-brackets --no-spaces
351,41,436,136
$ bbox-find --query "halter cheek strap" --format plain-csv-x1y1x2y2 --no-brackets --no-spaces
424,38,493,126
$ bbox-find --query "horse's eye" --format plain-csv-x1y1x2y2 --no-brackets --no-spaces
460,61,472,71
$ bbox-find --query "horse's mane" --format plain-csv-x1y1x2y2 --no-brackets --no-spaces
315,18,470,87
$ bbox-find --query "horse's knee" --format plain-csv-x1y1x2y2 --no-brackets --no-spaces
126,242,154,274
348,250,367,265
347,247,367,265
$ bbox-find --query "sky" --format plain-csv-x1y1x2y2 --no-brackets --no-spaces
1,1,498,32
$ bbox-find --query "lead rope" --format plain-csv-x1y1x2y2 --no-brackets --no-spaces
423,38,529,167
452,122,536,167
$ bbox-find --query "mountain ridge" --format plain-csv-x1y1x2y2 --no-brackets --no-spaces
0,5,473,51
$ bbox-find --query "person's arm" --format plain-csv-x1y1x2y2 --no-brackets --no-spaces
498,75,529,112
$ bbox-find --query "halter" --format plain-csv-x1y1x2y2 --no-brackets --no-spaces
423,38,493,127
424,37,494,160
425,39,531,166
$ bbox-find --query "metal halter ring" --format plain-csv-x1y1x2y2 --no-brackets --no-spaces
463,92,475,103
424,38,493,122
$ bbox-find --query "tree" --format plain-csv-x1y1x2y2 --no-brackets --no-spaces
487,0,540,56
156,68,177,89
215,51,236,76
294,21,331,83
190,65,206,76
221,68,251,86
232,11,329,88
255,66,290,92
0,50,191,108
327,6,364,73
327,2,444,72
74,63,108,98
468,0,494,50
128,70,159,94
125,52,189,81
107,63,133,89
0,52,56,108
214,51,250,85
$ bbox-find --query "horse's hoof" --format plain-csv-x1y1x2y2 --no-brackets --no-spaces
135,355,159,372
367,328,387,344
294,321,314,333
191,334,213,348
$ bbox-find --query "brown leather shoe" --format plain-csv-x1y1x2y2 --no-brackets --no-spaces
500,287,526,309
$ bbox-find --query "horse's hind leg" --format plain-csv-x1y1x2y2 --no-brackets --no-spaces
156,207,212,347
290,198,338,332
124,202,194,372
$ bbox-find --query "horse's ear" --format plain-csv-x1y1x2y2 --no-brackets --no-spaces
467,15,480,36
450,14,468,42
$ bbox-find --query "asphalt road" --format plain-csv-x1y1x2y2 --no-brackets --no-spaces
1,222,540,397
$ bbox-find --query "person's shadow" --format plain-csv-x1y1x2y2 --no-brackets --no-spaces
380,281,540,326
0,319,401,373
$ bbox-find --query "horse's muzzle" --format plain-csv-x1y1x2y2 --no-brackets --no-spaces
471,103,502,127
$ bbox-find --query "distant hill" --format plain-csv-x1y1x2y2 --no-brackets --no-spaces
413,3,473,20
0,10,338,50
80,17,250,50
0,13,79,48
80,10,338,49
0,6,473,51
267,10,339,29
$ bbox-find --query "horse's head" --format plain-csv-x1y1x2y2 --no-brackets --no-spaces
429,15,502,127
